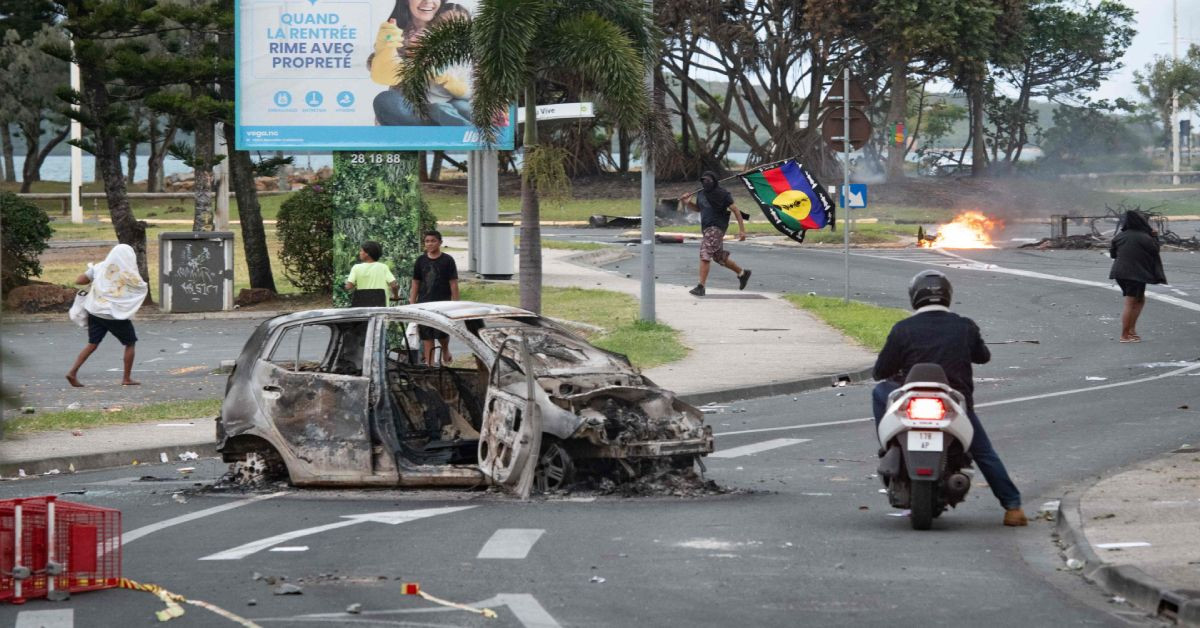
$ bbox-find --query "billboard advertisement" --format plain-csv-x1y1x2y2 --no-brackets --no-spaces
235,0,514,151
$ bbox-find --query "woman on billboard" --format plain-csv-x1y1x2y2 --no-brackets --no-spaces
369,0,473,126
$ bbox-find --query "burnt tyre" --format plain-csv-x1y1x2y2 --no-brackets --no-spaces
911,480,936,530
534,439,576,493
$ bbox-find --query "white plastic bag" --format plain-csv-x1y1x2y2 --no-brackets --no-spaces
68,286,90,327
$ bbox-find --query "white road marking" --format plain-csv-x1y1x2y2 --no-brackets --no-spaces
713,362,1200,437
121,491,288,545
200,506,475,560
269,546,309,552
15,610,74,628
1171,288,1190,296
1095,541,1151,549
144,357,165,363
477,529,545,559
255,593,561,628
709,438,810,458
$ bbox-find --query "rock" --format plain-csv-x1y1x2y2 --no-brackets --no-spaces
247,599,257,606
235,288,277,307
273,583,303,595
5,284,77,313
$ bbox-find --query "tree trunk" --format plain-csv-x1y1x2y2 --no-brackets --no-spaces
126,139,137,185
519,83,541,314
223,122,276,292
147,117,175,193
885,55,908,182
430,150,443,181
0,122,16,183
83,74,151,302
192,113,215,231
18,122,41,194
21,125,69,193
969,79,987,177
618,127,631,173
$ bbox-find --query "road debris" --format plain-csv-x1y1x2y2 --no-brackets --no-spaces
179,451,200,461
346,603,362,614
590,576,607,584
401,583,498,618
67,402,81,410
273,583,303,595
120,578,262,627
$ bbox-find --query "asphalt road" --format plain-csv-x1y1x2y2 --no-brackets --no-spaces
3,237,1199,627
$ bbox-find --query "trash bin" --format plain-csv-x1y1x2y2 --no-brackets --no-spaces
158,232,235,313
479,222,515,280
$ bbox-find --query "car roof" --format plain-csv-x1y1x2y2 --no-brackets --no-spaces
263,301,536,329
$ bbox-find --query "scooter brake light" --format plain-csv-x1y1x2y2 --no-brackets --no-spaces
907,397,946,421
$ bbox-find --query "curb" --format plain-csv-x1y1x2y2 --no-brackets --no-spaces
679,366,874,407
3,309,293,325
1057,493,1200,625
0,442,219,479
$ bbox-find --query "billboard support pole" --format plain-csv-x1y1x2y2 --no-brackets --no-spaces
638,0,656,323
842,67,851,305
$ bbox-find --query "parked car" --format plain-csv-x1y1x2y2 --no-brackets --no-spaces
217,302,714,491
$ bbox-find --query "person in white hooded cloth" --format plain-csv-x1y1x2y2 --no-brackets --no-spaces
66,244,148,387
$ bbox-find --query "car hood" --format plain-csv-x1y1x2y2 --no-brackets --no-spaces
477,326,636,378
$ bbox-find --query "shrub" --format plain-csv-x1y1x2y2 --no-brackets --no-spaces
276,184,334,294
0,191,54,293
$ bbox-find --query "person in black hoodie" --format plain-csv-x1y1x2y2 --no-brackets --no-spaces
1109,210,1166,343
872,270,1027,527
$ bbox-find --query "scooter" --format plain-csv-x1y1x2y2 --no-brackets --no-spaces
876,363,975,530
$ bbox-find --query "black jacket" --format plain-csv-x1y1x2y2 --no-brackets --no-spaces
1109,213,1166,284
873,309,990,407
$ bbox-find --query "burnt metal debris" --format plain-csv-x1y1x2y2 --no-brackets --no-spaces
214,302,716,496
1023,204,1200,251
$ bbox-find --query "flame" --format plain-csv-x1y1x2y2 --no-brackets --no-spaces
919,211,1003,249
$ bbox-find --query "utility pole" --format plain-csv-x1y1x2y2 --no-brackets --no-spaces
639,0,656,323
1171,0,1181,185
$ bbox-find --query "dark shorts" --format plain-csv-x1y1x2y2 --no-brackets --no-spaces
700,227,730,263
87,313,137,346
418,325,449,341
1117,279,1146,299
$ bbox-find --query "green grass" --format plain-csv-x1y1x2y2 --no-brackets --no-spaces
459,282,687,368
783,294,908,351
539,240,612,251
3,180,293,223
5,399,221,434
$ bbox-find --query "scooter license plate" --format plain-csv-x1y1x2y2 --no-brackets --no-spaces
907,430,943,452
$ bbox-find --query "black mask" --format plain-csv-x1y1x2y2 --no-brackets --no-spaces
701,177,716,191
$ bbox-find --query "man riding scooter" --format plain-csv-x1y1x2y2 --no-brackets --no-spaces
872,270,1028,527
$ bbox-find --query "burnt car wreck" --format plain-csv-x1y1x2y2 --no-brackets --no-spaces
217,302,713,493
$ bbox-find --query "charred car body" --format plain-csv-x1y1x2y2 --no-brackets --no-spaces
217,302,713,490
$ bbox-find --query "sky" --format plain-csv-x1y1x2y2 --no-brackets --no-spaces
1093,0,1196,103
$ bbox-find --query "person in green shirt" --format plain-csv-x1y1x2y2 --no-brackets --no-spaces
344,241,400,306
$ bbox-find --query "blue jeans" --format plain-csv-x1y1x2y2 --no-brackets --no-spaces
373,90,471,126
873,380,1022,510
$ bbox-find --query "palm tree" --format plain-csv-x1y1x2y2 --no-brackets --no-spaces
399,0,655,314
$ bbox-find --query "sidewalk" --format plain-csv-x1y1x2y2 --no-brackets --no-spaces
1057,447,1200,625
1,241,876,476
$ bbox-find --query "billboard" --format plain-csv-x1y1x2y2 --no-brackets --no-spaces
235,0,514,151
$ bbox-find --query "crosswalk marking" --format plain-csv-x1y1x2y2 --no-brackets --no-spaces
710,438,810,458
15,610,74,628
477,528,546,559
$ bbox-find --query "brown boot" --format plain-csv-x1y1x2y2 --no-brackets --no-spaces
1004,508,1028,527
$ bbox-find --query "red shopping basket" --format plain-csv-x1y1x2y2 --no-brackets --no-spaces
1,496,121,604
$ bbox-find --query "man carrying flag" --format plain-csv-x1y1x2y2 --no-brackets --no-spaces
679,171,751,297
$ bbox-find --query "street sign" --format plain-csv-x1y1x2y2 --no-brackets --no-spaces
821,108,872,151
516,102,595,123
822,79,870,108
831,184,868,208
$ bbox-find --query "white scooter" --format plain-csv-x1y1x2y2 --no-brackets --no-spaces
876,363,975,530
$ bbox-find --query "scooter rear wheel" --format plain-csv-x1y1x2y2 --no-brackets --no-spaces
911,480,936,530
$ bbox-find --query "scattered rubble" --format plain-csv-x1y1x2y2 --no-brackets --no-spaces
273,583,303,595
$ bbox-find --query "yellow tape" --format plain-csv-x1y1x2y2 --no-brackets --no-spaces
120,578,262,628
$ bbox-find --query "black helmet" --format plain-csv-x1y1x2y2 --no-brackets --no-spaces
908,270,952,309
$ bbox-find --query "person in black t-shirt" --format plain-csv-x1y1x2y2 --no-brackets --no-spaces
679,171,750,297
410,230,459,365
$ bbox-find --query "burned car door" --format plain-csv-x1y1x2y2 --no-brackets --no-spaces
477,336,541,487
256,320,373,478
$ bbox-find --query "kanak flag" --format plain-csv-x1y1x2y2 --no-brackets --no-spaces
738,159,835,244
